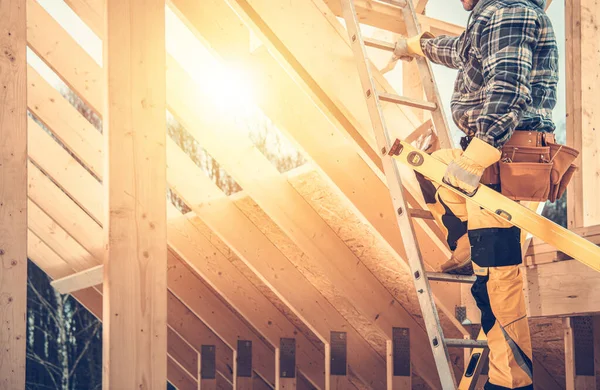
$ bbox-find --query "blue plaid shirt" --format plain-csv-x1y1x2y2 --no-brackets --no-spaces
421,0,558,148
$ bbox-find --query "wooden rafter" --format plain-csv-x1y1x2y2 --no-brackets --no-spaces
171,0,465,338
186,0,464,311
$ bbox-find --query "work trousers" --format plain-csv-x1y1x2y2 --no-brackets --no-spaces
417,149,534,390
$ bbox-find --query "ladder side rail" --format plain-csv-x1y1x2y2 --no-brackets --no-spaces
340,1,458,388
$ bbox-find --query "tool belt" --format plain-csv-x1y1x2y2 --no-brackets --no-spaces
463,131,579,203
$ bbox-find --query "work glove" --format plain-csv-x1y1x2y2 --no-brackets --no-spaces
443,138,501,195
393,31,434,62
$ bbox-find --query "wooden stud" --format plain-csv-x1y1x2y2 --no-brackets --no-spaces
103,0,167,388
414,0,428,14
0,0,27,386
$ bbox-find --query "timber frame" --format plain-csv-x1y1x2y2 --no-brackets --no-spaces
1,0,598,388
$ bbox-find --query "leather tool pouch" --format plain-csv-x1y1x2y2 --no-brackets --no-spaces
546,142,579,202
481,132,578,202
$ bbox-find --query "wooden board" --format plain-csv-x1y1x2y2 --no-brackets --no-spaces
0,0,27,386
525,259,600,317
103,0,167,388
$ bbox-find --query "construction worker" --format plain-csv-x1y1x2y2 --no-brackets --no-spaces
393,0,557,389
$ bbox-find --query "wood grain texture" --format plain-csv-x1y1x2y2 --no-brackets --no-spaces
0,0,27,387
103,0,167,388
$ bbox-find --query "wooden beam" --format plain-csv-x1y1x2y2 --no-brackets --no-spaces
50,264,102,293
103,0,167,388
0,1,27,386
525,259,600,318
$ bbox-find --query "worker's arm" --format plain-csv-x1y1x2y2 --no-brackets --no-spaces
474,7,540,148
420,35,463,69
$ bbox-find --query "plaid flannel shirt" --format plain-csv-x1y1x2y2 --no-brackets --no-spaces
421,0,558,148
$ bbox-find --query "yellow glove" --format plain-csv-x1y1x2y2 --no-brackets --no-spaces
393,31,434,62
443,138,501,195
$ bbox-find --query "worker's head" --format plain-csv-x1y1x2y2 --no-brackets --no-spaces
459,0,480,10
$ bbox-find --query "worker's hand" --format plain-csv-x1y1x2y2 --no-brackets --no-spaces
443,138,501,195
392,31,434,62
392,38,414,62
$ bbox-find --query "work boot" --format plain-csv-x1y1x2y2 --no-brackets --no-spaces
439,234,473,275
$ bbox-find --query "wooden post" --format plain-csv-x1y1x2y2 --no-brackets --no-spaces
103,0,167,389
564,317,595,390
0,0,27,388
565,0,600,228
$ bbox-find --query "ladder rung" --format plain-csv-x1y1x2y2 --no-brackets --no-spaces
378,92,437,111
364,37,395,52
427,272,476,284
404,119,434,144
409,208,434,219
445,339,488,348
375,0,408,8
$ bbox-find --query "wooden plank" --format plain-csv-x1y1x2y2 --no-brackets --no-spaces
564,317,596,390
51,264,102,293
103,0,167,388
525,259,600,317
26,0,102,115
0,0,27,385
